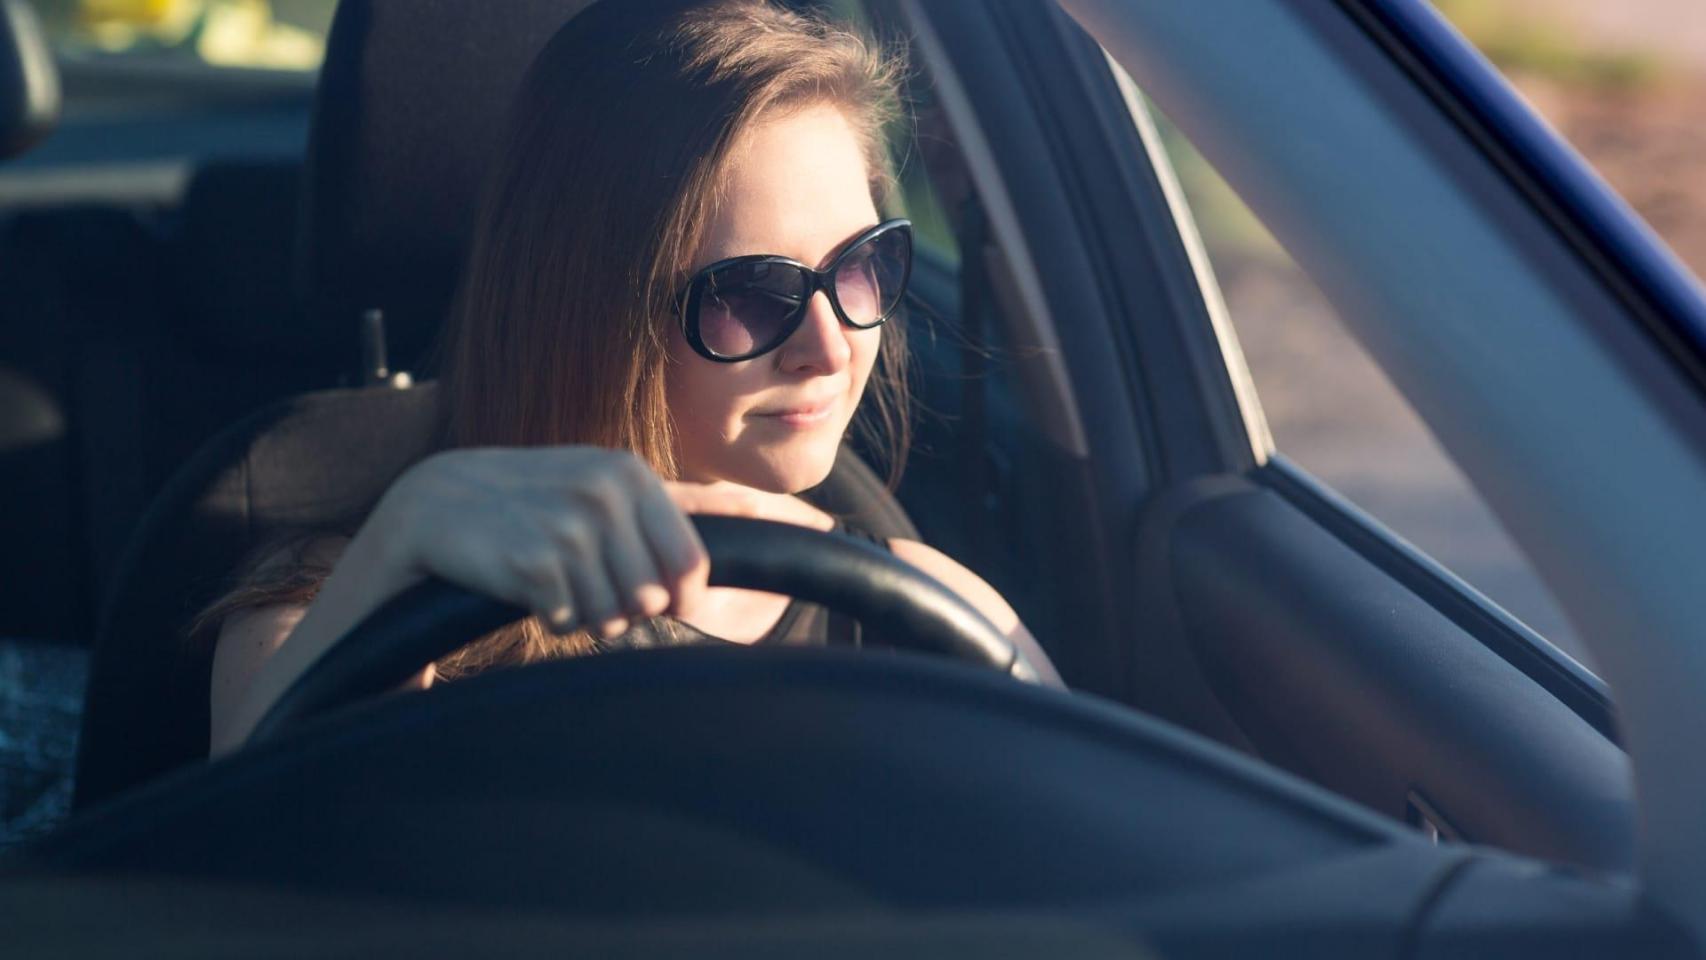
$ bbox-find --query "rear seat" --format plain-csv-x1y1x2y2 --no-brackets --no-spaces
0,203,160,847
152,159,341,501
0,204,161,644
0,157,334,843
0,158,333,646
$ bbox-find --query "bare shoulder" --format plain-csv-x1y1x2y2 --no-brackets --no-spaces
209,534,352,747
887,538,1019,633
886,538,1064,686
218,534,351,644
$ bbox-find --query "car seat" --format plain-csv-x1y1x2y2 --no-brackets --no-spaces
71,0,920,811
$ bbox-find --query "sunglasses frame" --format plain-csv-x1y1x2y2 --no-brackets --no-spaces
676,218,912,363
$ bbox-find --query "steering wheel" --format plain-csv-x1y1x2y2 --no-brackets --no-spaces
247,515,1047,744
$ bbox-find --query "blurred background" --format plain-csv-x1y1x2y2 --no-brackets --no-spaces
1436,0,1706,273
1157,0,1706,666
31,0,331,70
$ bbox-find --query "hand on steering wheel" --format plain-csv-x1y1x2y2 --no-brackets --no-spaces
217,446,1053,752
247,515,1049,744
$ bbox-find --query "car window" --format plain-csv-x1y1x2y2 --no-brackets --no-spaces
1143,100,1588,665
814,0,955,260
31,0,335,72
887,131,955,261
1431,0,1706,285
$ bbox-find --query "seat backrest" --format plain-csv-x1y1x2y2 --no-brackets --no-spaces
0,207,158,643
73,384,437,808
72,0,603,806
0,159,325,645
298,0,600,372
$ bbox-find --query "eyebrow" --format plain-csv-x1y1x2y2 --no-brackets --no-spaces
701,221,882,273
812,222,884,271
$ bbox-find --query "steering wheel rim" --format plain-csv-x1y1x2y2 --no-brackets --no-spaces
248,515,1042,745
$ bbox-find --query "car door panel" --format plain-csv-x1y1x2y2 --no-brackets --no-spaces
1133,469,1633,871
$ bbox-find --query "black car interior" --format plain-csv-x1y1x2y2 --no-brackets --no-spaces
1,0,1692,952
65,0,958,808
0,0,52,160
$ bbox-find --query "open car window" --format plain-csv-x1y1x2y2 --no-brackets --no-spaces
1142,102,1587,664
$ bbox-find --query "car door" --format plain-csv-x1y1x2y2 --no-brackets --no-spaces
880,0,1641,873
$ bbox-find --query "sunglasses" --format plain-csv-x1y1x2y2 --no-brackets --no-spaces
676,219,912,363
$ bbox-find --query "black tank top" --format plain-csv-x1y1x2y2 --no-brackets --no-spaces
595,517,893,651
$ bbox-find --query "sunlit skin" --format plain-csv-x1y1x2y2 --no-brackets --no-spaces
653,103,1052,679
209,107,1059,752
666,103,883,493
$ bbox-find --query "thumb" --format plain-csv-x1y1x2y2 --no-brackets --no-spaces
661,480,761,518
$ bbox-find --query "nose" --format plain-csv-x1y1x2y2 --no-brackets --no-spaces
776,290,851,374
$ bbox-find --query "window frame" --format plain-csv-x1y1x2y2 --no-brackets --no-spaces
1116,54,1612,718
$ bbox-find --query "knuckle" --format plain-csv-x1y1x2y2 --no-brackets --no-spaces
549,511,594,550
575,473,627,516
595,475,630,511
501,547,560,587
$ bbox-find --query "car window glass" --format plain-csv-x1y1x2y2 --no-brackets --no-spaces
1146,102,1589,666
30,0,335,72
1431,0,1706,285
882,111,956,261
814,0,955,260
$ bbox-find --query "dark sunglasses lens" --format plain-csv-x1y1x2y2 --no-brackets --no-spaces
697,261,808,358
833,227,910,327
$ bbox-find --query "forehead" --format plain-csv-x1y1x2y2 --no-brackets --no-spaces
697,104,881,270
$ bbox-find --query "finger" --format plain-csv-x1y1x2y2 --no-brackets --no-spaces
663,480,758,519
653,483,711,567
552,515,628,639
490,544,575,635
644,483,709,616
602,505,671,620
661,480,710,515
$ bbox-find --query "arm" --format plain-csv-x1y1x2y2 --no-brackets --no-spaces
208,447,713,754
209,537,437,755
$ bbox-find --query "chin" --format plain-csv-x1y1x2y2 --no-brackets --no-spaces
715,434,842,493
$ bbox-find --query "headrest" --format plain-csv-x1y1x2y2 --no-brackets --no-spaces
0,0,57,160
297,0,597,370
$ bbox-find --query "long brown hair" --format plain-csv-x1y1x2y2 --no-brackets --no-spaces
194,0,913,677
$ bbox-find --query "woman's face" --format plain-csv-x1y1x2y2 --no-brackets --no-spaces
666,103,884,492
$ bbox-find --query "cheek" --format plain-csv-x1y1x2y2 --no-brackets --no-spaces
666,331,717,418
665,325,754,428
850,325,882,389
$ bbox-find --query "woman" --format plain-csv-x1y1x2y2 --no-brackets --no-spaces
204,0,1059,754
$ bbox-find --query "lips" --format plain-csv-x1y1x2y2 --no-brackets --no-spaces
753,396,838,424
